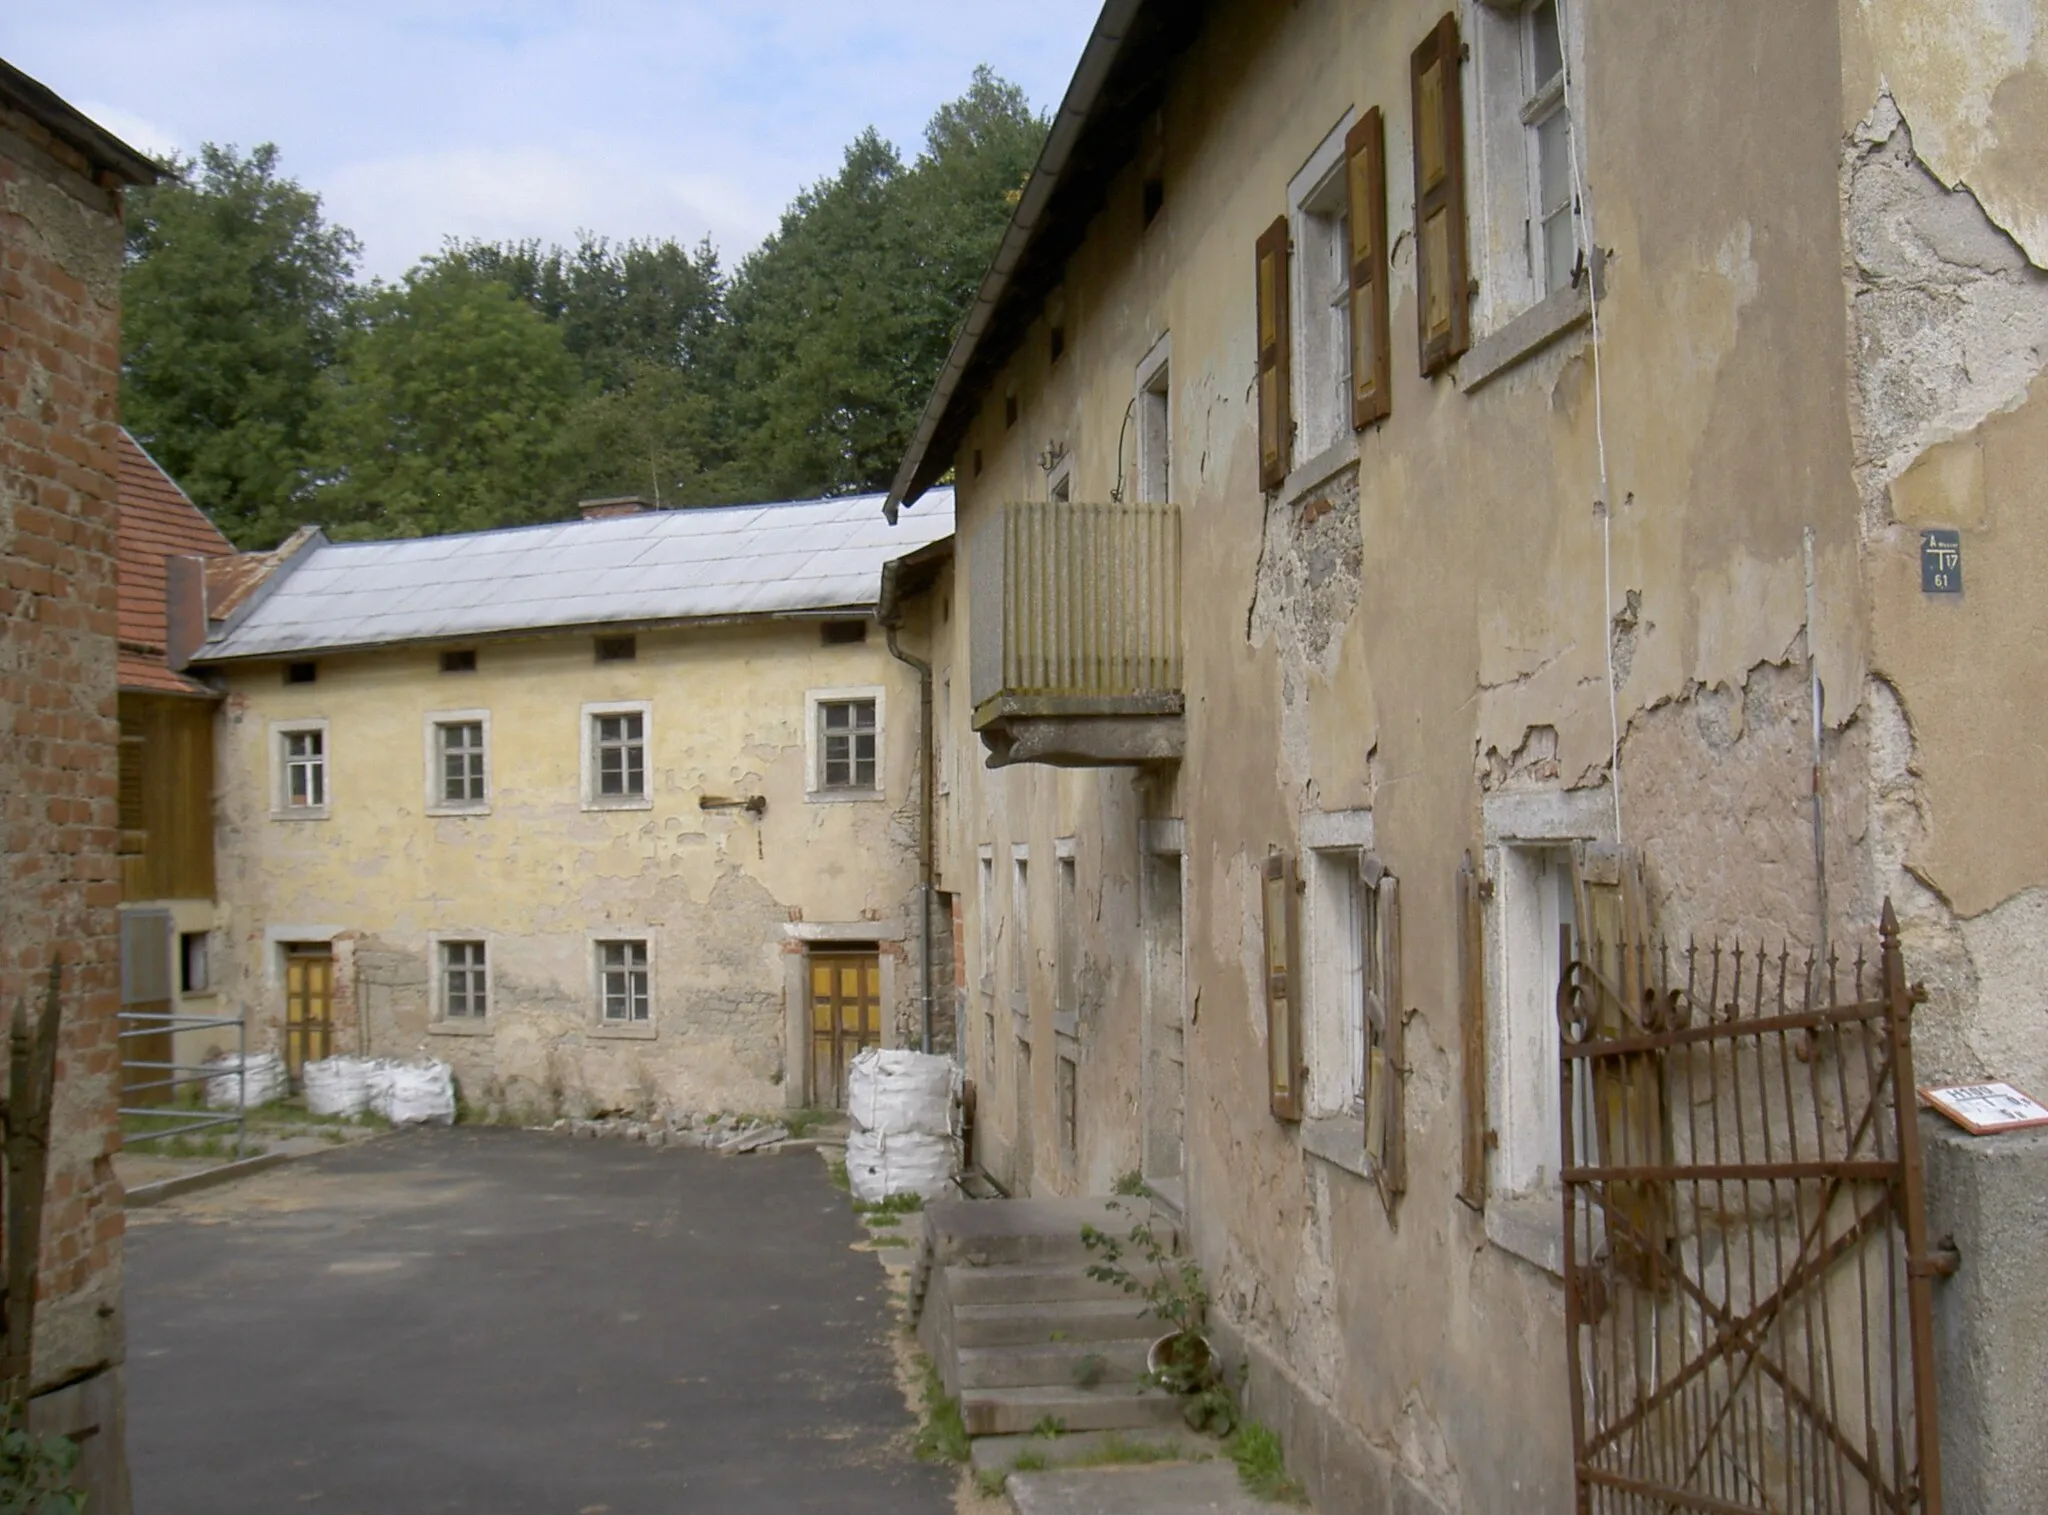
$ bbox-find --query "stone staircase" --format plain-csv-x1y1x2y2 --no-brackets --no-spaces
914,1196,1184,1438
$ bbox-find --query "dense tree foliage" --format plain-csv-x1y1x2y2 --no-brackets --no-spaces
119,71,1045,546
122,144,359,547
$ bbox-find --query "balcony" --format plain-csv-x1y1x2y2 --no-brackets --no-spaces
970,500,1183,768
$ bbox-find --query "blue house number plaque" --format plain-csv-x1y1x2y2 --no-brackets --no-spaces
1920,530,1962,594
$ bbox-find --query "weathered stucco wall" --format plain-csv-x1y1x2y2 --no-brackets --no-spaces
1841,0,2048,1101
210,619,926,1118
915,0,1931,1510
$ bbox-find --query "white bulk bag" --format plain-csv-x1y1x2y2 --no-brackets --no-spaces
204,1052,285,1109
846,1126,957,1204
302,1056,376,1118
372,1060,456,1126
846,1048,959,1138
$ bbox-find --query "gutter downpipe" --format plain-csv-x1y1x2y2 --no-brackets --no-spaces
885,619,936,1055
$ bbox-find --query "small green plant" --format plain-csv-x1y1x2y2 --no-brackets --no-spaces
824,1153,850,1193
1010,1448,1050,1473
1229,1422,1306,1504
852,1191,923,1216
783,1107,834,1138
863,1212,901,1228
1111,1169,1150,1196
974,1467,1009,1497
911,1355,969,1464
1069,1433,1183,1468
1082,1195,1237,1434
1029,1415,1067,1440
0,1403,84,1514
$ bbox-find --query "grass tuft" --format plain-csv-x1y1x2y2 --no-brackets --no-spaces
911,1354,969,1465
1229,1422,1308,1505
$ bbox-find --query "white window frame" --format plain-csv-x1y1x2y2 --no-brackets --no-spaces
424,709,492,816
429,933,492,1031
270,719,330,820
1288,111,1358,467
1480,787,1612,1274
1301,808,1375,1123
1135,333,1172,505
1470,0,1591,344
805,685,885,802
591,935,656,1038
581,700,652,812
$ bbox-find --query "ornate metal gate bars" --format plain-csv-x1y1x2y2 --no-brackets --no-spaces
1560,903,1944,1514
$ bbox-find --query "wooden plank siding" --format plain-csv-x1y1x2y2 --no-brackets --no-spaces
118,691,216,901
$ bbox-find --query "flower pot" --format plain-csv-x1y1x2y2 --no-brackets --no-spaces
1147,1330,1217,1387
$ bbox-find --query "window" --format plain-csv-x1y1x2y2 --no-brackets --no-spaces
806,688,884,799
820,620,867,646
594,634,637,663
440,649,477,674
285,661,317,684
1136,336,1171,504
1307,843,1369,1118
430,715,489,811
1523,0,1577,298
1047,454,1072,504
441,940,488,1019
1057,1051,1078,1156
1054,842,1079,1030
582,702,651,808
819,700,877,789
598,940,651,1022
1495,845,1579,1197
179,931,210,995
273,722,329,816
1010,847,1031,1016
1290,116,1356,461
1465,0,1591,366
978,846,997,994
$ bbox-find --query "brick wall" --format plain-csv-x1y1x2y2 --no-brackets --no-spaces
1,94,135,1503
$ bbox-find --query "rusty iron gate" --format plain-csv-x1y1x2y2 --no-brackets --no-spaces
1560,902,1946,1514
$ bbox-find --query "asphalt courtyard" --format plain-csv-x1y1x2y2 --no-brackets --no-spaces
125,1127,955,1514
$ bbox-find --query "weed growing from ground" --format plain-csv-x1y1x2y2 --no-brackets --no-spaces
852,1191,923,1215
911,1354,969,1464
1230,1422,1307,1504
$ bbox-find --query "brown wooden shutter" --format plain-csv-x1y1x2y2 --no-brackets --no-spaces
1360,856,1406,1212
1346,109,1392,429
1411,12,1471,377
1262,850,1304,1120
1255,216,1292,492
1572,844,1672,1285
1456,850,1488,1208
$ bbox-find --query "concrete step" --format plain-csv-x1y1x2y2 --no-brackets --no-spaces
961,1383,1187,1437
944,1262,1136,1306
955,1338,1153,1391
952,1298,1160,1349
967,1424,1217,1477
925,1196,1171,1269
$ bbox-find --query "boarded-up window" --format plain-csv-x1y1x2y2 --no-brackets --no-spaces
1412,12,1472,376
1255,216,1293,491
1359,856,1404,1209
1346,109,1393,427
1263,851,1304,1120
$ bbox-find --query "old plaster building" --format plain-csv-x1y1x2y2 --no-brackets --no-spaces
1,57,158,1511
190,491,952,1119
885,1,2048,1510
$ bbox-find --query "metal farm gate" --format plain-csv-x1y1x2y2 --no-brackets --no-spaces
1560,902,1946,1514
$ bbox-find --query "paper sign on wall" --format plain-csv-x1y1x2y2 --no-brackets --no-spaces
1920,1082,2048,1135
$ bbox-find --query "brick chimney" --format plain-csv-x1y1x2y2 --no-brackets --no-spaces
578,496,656,521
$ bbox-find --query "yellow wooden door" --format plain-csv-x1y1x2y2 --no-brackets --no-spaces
284,946,334,1081
809,951,881,1108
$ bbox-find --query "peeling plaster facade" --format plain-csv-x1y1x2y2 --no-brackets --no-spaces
892,1,2048,1510
206,618,930,1120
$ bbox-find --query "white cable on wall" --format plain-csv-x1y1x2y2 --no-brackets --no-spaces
1560,11,1622,847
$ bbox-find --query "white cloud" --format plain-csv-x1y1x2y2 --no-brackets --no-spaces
2,2,1102,277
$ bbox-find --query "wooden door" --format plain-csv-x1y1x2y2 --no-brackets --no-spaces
809,950,881,1108
284,945,334,1081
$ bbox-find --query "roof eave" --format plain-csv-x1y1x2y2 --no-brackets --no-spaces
0,59,161,187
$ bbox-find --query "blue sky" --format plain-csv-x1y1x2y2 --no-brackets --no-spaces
2,3,1102,279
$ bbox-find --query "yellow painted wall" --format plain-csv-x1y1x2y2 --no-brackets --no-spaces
210,618,925,1118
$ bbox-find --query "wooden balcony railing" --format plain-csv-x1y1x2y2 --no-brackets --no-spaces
987,499,1182,711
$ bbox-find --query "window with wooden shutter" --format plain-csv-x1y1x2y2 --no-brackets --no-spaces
1456,851,1488,1208
1359,855,1405,1211
1345,109,1392,428
1262,850,1304,1120
1411,12,1472,376
1255,216,1292,492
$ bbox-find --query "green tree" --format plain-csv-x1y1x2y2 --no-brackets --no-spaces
720,68,1045,501
122,143,359,548
310,259,585,538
